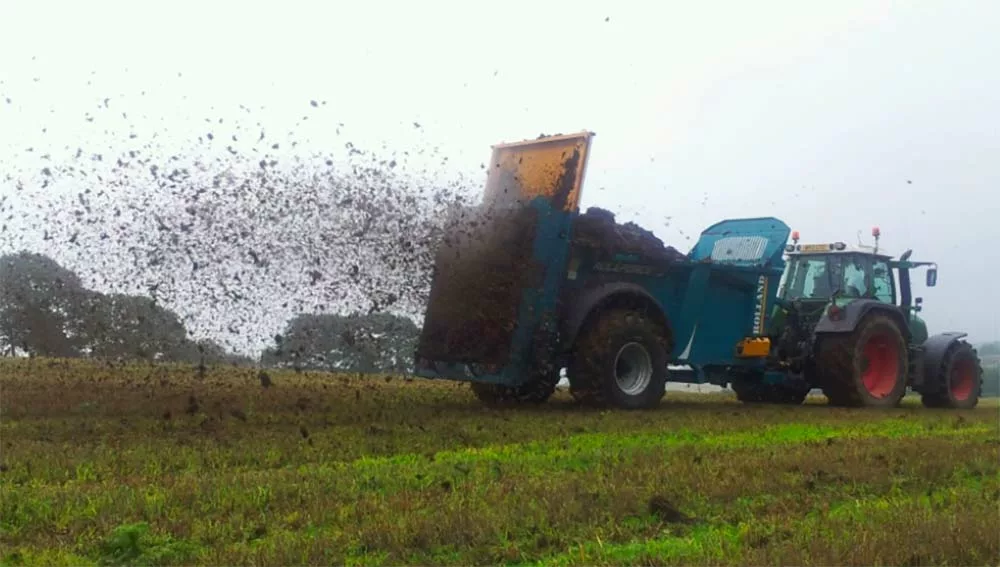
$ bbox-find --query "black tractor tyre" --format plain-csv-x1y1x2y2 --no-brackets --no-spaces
731,377,809,405
568,307,670,410
816,314,909,408
920,341,982,410
470,372,559,407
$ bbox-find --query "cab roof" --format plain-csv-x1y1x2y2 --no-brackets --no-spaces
786,242,893,260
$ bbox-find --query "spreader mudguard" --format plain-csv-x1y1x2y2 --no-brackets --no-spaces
414,132,595,385
672,217,791,353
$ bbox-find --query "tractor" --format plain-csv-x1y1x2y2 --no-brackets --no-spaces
730,229,983,409
411,131,982,410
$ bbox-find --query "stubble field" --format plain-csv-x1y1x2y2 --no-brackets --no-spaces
1,357,998,566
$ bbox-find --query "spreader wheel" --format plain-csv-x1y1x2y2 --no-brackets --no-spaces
568,307,670,410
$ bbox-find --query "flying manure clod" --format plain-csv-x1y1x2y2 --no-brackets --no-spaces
2,95,479,359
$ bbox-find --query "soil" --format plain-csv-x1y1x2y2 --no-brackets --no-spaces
571,207,687,263
550,147,580,212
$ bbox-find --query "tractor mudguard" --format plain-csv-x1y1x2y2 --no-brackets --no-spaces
561,282,671,353
921,332,968,380
813,299,910,339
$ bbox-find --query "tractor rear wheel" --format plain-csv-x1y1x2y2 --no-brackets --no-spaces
817,314,909,408
470,372,559,407
569,307,669,409
920,341,982,409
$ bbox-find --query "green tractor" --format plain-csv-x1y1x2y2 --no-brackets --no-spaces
733,227,983,409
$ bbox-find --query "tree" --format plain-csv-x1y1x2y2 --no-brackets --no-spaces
978,341,1000,356
78,292,190,361
337,312,419,373
0,250,257,366
0,251,86,357
978,341,999,398
176,337,255,367
982,363,1000,398
263,312,419,374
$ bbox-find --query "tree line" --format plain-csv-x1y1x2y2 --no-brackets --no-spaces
0,251,419,373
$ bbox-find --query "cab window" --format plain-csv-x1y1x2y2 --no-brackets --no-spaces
782,257,832,299
872,260,894,303
841,257,869,297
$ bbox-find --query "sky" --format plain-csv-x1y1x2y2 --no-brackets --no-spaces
1,0,998,352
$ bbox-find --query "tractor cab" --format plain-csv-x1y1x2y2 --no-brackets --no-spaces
775,227,937,343
779,244,895,303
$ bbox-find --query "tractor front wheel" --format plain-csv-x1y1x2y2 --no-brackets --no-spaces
817,314,909,408
920,341,982,409
569,308,669,409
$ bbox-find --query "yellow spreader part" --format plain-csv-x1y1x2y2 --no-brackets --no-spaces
736,337,771,358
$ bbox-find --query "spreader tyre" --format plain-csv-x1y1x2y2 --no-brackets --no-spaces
920,341,982,410
569,307,669,409
470,371,559,406
817,313,908,408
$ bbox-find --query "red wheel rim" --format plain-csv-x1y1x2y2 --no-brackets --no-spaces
861,332,899,398
950,358,976,401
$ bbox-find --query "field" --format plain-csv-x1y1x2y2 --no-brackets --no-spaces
1,358,998,566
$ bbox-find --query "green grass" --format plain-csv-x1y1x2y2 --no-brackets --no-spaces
1,357,998,565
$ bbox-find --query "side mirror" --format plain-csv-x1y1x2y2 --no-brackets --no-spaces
926,268,938,287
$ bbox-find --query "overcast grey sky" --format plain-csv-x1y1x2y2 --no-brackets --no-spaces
2,0,998,350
